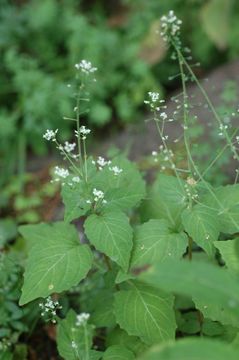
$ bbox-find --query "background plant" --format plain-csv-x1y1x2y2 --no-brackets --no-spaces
1,0,239,186
13,13,239,358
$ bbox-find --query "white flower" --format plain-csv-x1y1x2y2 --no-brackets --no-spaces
54,166,69,179
71,341,77,349
109,166,123,176
72,176,80,183
97,156,108,168
75,60,97,75
39,296,62,322
75,126,91,140
43,129,58,141
76,312,90,326
64,141,76,153
144,92,161,110
160,112,167,120
152,151,158,156
160,10,182,42
93,188,105,202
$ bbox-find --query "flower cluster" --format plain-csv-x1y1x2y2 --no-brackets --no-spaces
144,92,168,114
39,296,62,323
75,60,97,75
76,312,90,326
160,10,182,42
184,181,199,203
109,165,123,176
64,141,76,153
218,123,229,136
75,126,91,140
54,166,69,181
93,188,107,204
43,129,58,141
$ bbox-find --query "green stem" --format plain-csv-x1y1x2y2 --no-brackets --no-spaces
83,138,88,182
173,40,239,164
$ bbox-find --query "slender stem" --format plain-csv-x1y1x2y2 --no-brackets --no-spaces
173,40,239,164
83,323,89,360
83,138,88,182
76,86,83,165
55,140,82,176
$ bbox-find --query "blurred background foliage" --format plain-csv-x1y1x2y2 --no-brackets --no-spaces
0,0,239,185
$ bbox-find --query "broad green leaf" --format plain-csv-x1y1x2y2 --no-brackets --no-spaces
195,296,239,328
141,260,239,323
19,222,93,304
106,327,147,356
84,209,133,271
94,156,145,211
62,182,92,223
141,174,187,229
130,219,187,268
215,238,239,274
114,281,176,345
57,309,101,360
203,184,239,234
103,345,135,360
139,338,239,360
181,204,219,257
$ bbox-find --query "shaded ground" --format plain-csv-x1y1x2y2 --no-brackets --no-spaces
95,58,239,159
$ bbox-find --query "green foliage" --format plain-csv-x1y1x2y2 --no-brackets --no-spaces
181,205,220,257
103,345,135,360
57,309,101,360
139,338,239,360
6,6,239,357
19,222,93,304
85,209,133,272
130,219,187,268
141,174,187,229
114,281,176,345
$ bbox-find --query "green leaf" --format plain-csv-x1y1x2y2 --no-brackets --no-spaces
106,327,147,356
114,281,176,345
140,259,239,323
19,222,93,304
103,345,135,360
195,296,239,328
62,182,92,223
139,338,239,360
215,238,239,274
94,156,145,211
203,184,239,234
90,289,116,328
141,174,187,229
130,219,187,269
84,209,133,271
57,309,100,360
202,319,224,337
181,204,219,257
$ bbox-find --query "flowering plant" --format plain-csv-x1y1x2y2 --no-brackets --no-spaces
17,14,239,360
